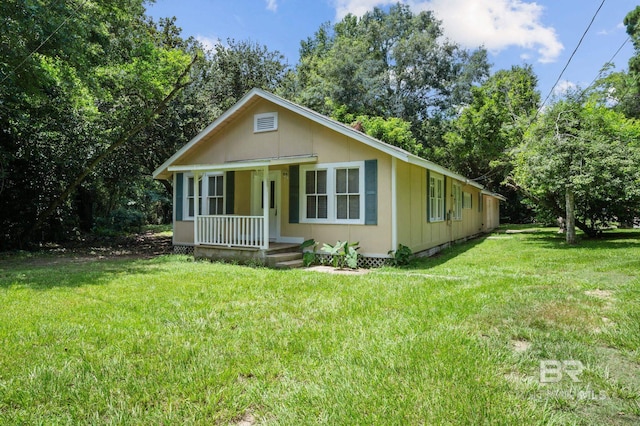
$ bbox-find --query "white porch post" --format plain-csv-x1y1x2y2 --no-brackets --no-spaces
261,166,269,249
194,171,200,246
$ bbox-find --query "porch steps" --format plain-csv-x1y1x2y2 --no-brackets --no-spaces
265,250,304,269
274,258,304,269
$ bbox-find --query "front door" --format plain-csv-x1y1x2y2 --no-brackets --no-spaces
252,170,281,241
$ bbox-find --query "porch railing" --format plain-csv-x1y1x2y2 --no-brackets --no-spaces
196,215,265,248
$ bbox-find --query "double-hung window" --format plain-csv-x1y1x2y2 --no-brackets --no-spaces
207,174,224,215
305,169,328,219
429,172,444,222
336,167,360,220
452,183,462,220
186,175,201,219
301,162,364,224
184,173,224,220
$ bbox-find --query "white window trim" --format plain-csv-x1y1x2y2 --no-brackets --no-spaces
452,182,462,220
429,172,445,222
183,172,225,221
254,112,278,133
300,161,365,225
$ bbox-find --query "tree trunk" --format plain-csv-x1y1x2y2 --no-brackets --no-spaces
565,188,576,245
26,54,198,241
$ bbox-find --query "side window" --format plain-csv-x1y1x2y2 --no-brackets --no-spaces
305,169,328,219
207,175,224,215
184,173,223,219
336,168,360,220
429,173,444,222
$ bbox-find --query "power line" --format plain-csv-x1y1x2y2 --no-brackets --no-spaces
0,0,89,85
534,0,607,117
580,36,630,96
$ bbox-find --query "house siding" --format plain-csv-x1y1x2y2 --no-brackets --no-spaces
396,162,489,255
172,99,393,256
165,92,502,260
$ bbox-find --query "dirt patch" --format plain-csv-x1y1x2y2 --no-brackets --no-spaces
1,231,173,266
585,289,614,300
306,265,370,275
235,412,256,426
511,339,532,353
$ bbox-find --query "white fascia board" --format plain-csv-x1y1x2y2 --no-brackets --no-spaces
407,155,484,190
167,155,318,173
481,190,508,201
153,89,263,179
168,162,270,173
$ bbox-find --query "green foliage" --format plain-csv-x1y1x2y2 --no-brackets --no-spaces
285,4,489,146
94,207,145,235
443,66,540,223
301,239,318,267
0,2,196,248
321,240,360,269
387,244,413,266
1,228,639,424
513,96,640,237
0,4,289,249
329,103,423,155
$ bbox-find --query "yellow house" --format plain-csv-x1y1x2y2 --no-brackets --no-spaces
153,89,504,267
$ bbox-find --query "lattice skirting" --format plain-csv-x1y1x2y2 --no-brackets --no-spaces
312,253,389,269
173,245,194,255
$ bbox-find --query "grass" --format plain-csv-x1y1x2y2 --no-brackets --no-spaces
0,226,638,424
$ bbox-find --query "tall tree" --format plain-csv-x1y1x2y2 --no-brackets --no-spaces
444,65,539,185
0,1,194,248
284,4,489,143
512,95,640,241
444,65,540,222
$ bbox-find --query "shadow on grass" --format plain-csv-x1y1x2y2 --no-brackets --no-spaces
401,235,489,270
394,227,640,271
521,229,640,251
0,254,181,290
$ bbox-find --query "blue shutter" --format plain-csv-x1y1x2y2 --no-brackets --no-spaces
289,165,299,223
225,171,235,214
175,173,184,221
364,159,377,225
426,170,431,222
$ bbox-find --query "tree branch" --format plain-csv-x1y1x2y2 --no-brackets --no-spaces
28,53,199,240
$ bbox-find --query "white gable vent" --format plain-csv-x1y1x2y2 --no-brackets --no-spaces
254,112,278,133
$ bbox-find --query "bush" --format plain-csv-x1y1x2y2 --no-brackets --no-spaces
94,207,145,234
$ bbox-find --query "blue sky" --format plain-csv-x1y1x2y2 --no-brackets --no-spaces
147,0,636,105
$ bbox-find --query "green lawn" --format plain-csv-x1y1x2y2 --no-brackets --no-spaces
1,227,639,425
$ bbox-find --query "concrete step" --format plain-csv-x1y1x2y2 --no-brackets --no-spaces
265,251,303,268
265,243,302,255
274,258,305,269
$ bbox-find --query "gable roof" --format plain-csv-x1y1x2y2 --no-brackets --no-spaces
153,88,488,191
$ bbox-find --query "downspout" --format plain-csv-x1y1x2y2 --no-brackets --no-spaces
391,157,398,252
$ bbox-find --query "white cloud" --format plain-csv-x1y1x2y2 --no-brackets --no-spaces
553,80,577,96
196,35,221,54
598,23,626,36
331,0,564,63
333,0,394,19
265,0,278,12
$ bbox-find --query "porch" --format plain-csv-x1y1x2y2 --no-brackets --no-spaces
171,154,316,250
194,241,304,268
